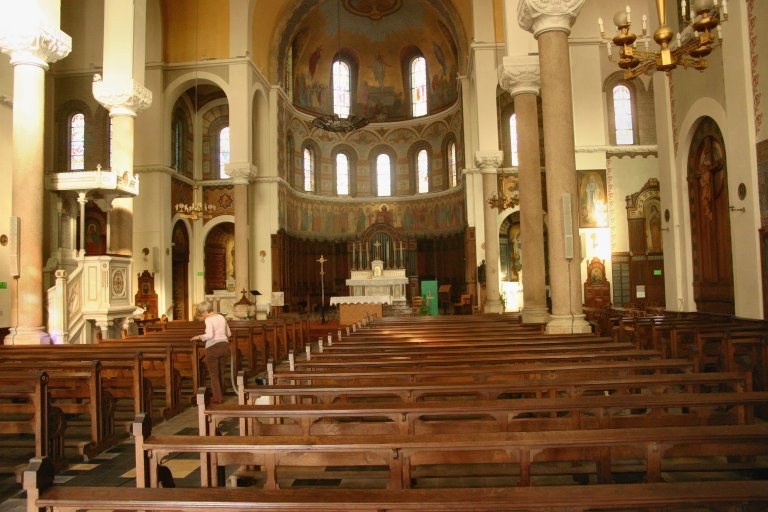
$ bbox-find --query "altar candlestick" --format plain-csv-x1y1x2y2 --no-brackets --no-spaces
352,242,356,270
400,241,404,269
385,240,389,267
366,242,370,268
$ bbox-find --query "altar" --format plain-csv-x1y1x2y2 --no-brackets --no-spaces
345,259,408,303
330,295,391,326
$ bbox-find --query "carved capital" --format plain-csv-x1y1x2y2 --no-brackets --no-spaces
475,150,503,173
227,164,258,185
498,55,541,97
92,75,153,117
0,19,71,69
518,0,585,38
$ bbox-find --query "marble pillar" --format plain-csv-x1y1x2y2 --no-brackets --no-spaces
499,55,549,324
519,0,590,333
0,11,71,344
228,167,256,295
476,151,504,314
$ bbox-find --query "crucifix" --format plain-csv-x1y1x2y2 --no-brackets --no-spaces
373,240,382,261
317,254,327,324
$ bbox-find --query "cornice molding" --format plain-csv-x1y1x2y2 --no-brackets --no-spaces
498,55,541,97
518,0,585,39
92,74,153,117
576,144,658,158
281,180,465,205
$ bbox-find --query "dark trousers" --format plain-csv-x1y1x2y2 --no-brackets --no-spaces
204,341,229,402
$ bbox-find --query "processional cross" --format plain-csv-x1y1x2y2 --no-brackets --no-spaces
317,254,327,324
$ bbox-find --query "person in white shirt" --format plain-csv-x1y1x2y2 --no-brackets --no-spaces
190,302,231,403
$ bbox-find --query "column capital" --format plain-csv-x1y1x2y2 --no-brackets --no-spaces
227,164,258,185
475,150,503,173
92,75,153,117
499,55,541,97
0,23,71,69
518,0,585,38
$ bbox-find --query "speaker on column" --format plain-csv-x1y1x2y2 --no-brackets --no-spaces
9,216,19,278
562,194,574,260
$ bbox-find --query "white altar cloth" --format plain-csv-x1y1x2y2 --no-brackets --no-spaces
330,295,392,306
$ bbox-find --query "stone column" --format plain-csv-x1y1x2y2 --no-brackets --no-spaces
0,7,71,344
92,0,152,255
519,0,590,333
476,151,504,313
499,56,549,324
228,167,256,295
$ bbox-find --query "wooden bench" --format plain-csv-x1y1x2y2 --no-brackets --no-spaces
24,457,768,511
133,412,768,489
199,388,768,437
267,358,696,386
0,371,63,476
239,371,750,406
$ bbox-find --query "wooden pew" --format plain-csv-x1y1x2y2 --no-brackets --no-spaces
0,372,63,476
239,371,750,406
198,388,768,437
133,413,768,489
268,358,696,386
25,456,768,511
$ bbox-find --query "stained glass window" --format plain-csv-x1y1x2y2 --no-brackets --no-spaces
333,60,351,119
410,56,427,117
336,153,349,195
304,147,314,192
219,126,230,178
377,153,391,197
417,149,429,193
70,113,85,170
448,142,457,188
613,85,634,145
509,114,519,167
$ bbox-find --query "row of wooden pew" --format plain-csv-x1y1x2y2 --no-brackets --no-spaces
20,313,768,510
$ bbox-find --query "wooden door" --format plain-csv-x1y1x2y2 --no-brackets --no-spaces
171,222,189,320
687,117,734,314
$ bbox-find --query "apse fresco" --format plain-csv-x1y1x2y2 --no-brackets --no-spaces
290,0,458,121
279,184,465,239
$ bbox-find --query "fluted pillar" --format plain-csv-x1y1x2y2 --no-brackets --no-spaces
228,167,257,295
519,0,590,333
92,0,152,255
0,6,71,344
476,151,504,313
499,56,549,324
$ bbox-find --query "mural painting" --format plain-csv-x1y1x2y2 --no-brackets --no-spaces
281,184,464,239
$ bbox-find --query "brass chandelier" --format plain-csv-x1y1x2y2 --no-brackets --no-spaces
599,0,727,80
175,185,217,220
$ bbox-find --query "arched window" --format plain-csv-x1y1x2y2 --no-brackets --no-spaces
303,147,315,192
448,141,457,188
410,56,427,117
417,149,429,193
613,84,634,145
70,112,85,170
336,153,350,195
332,60,351,119
219,126,230,178
376,153,391,197
509,114,519,167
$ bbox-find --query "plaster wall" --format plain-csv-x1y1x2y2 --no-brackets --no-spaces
58,0,104,73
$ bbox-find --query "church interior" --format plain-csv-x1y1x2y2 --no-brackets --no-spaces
1,0,768,510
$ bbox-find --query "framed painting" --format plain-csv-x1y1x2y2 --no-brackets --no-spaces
577,169,608,228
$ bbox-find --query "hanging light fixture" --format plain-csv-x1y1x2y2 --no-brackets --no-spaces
312,0,369,133
598,0,727,80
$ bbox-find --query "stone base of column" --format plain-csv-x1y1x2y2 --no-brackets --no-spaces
521,306,550,325
484,299,504,314
7,326,52,345
545,314,592,334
